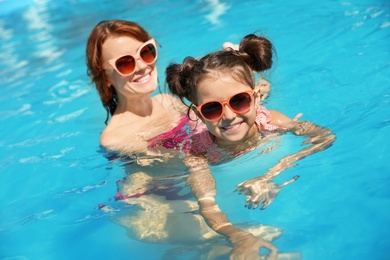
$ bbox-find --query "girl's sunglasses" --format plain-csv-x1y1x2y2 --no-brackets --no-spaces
108,39,158,76
195,91,254,122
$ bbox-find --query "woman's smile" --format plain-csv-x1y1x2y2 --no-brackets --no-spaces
132,70,153,84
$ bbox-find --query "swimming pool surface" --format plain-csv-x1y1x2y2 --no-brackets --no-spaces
1,0,389,259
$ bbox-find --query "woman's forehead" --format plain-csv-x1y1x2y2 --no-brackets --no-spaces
102,36,142,60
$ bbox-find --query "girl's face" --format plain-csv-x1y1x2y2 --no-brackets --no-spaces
195,72,259,146
102,36,158,98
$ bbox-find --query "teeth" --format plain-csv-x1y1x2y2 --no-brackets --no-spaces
135,73,150,83
222,122,241,130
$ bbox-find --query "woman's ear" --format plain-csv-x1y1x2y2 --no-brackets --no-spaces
106,80,112,88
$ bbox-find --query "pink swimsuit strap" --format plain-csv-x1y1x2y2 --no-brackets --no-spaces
147,115,193,152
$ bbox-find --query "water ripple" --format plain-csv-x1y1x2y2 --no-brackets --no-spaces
9,132,81,148
0,209,56,234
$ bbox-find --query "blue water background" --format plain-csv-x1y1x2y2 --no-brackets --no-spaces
0,0,389,259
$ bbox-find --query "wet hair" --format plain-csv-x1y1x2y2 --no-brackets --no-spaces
166,34,274,111
86,20,152,123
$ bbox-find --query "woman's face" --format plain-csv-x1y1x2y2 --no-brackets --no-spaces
102,36,158,98
195,72,259,146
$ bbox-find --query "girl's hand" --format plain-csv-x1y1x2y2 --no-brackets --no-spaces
222,42,239,50
229,230,278,260
235,175,299,210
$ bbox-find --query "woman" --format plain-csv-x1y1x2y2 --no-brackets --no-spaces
86,20,188,154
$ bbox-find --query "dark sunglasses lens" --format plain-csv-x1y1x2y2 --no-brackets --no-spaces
201,102,223,120
140,44,157,63
230,93,251,112
115,55,135,75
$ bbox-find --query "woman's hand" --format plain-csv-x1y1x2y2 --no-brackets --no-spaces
236,175,299,210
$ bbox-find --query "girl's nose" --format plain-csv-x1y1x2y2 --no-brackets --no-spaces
221,104,236,120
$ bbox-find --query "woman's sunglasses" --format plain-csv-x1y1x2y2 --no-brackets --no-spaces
195,91,254,122
108,39,158,76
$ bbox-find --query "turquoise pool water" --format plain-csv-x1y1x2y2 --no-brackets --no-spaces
1,0,389,259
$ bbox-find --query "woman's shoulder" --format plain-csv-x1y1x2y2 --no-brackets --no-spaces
99,120,149,153
154,93,187,113
99,124,124,149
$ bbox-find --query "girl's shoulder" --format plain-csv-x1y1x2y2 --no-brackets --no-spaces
256,106,289,132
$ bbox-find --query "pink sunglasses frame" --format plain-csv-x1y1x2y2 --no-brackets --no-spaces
194,90,254,122
107,38,158,76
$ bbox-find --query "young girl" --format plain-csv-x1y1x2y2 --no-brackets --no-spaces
166,33,336,259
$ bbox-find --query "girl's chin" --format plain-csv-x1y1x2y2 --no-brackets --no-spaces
217,134,247,145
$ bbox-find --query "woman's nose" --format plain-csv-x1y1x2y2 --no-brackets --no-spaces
134,58,148,72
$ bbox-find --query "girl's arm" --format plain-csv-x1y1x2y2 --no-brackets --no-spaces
184,156,278,260
236,110,336,209
268,109,336,178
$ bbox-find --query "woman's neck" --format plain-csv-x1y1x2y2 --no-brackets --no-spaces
115,93,154,117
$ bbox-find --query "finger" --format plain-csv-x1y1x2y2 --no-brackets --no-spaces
253,201,264,209
260,239,278,253
235,186,245,194
245,200,254,209
280,175,299,187
293,113,303,121
245,203,253,209
266,246,279,260
261,200,271,210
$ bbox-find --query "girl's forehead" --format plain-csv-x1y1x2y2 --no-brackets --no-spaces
197,73,252,100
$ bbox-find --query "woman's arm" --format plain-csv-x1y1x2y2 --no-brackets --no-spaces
184,156,278,260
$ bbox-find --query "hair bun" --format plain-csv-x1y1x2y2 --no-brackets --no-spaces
239,34,274,72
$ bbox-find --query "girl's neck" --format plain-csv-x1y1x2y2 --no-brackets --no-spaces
213,128,262,155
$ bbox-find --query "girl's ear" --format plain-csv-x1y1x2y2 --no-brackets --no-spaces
191,105,201,117
190,106,205,123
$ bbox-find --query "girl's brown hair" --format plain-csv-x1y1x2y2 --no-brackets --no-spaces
166,34,274,114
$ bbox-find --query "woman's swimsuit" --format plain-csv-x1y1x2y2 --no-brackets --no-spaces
147,115,194,153
105,106,285,203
